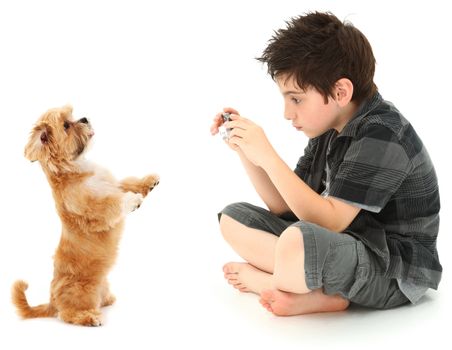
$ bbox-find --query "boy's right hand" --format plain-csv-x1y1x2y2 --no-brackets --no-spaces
210,107,239,136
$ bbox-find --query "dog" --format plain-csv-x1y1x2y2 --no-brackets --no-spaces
12,105,159,326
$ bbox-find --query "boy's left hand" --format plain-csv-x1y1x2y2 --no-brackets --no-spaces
226,115,277,168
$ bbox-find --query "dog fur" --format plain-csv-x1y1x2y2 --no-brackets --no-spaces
12,105,159,326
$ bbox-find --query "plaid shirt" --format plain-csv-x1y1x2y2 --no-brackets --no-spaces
294,93,442,295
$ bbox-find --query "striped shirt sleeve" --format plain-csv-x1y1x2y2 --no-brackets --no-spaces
329,124,412,213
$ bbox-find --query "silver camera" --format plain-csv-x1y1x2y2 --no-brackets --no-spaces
219,112,232,140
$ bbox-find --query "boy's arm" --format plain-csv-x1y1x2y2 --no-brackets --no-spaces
262,153,360,232
227,116,359,232
237,148,290,215
211,108,290,215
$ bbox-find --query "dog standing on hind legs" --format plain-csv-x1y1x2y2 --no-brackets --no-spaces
12,105,159,326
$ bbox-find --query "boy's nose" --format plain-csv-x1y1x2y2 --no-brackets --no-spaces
283,105,295,120
284,112,295,120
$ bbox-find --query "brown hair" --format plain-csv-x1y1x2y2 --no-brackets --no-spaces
257,12,377,104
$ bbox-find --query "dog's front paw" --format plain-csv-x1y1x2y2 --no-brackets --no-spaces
144,174,160,192
123,192,144,214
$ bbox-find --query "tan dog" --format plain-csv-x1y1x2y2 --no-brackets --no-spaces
12,105,159,326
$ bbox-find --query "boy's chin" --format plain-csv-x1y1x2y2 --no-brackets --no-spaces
303,128,333,138
301,130,318,138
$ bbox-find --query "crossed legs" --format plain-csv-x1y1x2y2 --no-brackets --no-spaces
220,214,349,315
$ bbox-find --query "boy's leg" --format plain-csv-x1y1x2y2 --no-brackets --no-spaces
264,226,349,315
259,289,350,316
272,227,310,294
220,214,277,273
219,202,294,275
223,262,274,294
221,215,349,314
220,213,277,294
220,217,313,294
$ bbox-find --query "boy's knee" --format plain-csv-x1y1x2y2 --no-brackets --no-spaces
219,214,237,241
273,227,310,294
278,227,304,253
219,213,229,229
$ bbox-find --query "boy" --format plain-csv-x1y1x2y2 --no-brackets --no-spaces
210,12,441,315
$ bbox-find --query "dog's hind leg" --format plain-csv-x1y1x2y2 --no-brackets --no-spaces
59,308,103,327
100,279,116,307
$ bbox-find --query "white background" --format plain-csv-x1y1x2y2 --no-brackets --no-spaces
0,0,450,349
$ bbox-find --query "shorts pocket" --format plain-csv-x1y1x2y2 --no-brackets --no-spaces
347,242,370,299
321,237,366,298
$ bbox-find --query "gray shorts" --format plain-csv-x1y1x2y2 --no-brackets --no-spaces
219,202,409,309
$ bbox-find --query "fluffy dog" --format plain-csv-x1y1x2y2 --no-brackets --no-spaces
12,105,159,326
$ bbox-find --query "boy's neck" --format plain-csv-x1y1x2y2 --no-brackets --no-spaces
334,101,359,133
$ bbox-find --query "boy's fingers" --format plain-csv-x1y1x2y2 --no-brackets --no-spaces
225,116,247,129
210,113,226,135
223,107,239,115
211,109,246,137
229,114,252,125
210,125,219,135
225,114,243,128
213,113,224,124
228,136,242,149
229,128,245,138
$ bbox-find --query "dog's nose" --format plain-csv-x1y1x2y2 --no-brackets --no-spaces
78,118,89,124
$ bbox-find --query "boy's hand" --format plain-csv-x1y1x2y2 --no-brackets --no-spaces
226,116,277,168
210,107,239,136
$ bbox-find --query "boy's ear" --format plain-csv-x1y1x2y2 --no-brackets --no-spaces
334,78,354,106
24,125,50,162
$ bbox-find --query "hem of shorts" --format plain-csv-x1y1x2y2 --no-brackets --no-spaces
218,205,255,228
292,221,323,291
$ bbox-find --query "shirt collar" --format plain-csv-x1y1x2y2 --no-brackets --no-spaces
337,92,383,138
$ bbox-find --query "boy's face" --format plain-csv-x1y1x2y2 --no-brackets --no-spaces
276,75,346,138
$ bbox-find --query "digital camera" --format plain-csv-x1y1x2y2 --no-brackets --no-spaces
219,112,232,140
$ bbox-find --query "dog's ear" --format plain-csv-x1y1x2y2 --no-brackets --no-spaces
24,125,50,162
62,104,73,117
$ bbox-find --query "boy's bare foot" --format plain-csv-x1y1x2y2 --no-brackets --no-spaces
223,262,272,294
259,288,350,316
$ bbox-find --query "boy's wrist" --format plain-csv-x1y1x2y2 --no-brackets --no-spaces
260,149,282,173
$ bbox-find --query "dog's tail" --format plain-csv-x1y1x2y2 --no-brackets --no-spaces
11,280,56,318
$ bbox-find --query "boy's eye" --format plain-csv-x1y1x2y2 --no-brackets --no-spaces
63,121,70,130
291,97,302,104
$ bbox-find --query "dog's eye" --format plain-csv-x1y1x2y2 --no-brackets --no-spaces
63,121,70,130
